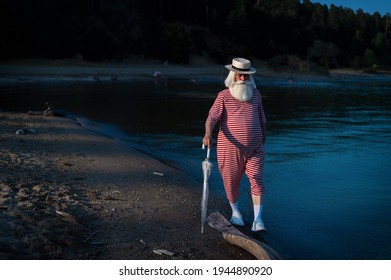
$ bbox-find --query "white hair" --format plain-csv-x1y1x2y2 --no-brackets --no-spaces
224,71,257,89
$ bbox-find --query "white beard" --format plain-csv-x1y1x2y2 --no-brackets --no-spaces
229,80,254,102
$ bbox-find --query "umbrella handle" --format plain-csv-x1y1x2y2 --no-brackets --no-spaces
202,144,210,159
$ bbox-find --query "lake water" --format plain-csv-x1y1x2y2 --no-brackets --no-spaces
1,75,391,260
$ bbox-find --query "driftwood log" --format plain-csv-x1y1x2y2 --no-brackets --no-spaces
206,212,282,260
28,102,67,117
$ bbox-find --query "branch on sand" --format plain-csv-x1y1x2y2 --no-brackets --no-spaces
206,212,282,260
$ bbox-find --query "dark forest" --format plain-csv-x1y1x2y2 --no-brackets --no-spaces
1,0,390,70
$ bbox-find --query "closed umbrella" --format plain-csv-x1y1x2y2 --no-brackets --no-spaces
201,144,213,234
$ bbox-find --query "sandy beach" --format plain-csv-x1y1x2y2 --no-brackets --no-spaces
0,111,266,260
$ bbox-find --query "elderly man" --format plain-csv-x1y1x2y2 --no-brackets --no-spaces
202,57,267,231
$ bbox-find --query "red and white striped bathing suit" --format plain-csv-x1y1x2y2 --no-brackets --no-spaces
206,88,266,202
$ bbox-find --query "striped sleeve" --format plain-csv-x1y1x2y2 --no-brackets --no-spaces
206,91,225,128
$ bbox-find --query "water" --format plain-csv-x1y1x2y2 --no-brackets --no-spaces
1,75,391,259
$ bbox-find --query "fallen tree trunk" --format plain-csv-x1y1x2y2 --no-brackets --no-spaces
206,212,282,260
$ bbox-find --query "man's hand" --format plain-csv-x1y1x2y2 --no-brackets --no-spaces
202,134,212,148
203,121,215,148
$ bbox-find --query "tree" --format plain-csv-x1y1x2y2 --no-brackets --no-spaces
1,0,391,67
364,48,378,67
160,21,194,63
307,40,339,68
372,32,387,53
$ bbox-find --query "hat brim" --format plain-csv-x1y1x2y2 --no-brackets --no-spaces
225,65,256,74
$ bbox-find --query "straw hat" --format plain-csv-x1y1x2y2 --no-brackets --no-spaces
225,57,256,74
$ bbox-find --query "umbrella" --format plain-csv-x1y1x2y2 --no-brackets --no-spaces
201,144,213,234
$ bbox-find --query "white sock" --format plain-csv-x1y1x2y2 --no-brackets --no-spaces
230,202,242,218
253,204,263,222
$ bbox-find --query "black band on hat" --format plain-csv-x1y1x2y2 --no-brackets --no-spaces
232,65,251,71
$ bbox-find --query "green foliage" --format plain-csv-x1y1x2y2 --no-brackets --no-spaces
0,0,390,68
307,40,339,69
161,22,194,63
268,54,329,75
364,48,378,67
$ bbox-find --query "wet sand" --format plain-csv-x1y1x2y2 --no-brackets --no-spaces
0,111,267,260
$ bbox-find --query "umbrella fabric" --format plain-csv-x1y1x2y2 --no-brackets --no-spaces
201,146,213,234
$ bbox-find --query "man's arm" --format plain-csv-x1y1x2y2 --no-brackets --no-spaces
203,121,215,148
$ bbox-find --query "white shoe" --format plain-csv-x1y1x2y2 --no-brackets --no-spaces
251,219,266,232
230,215,244,226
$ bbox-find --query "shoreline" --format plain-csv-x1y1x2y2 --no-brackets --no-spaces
0,111,286,260
1,58,390,84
